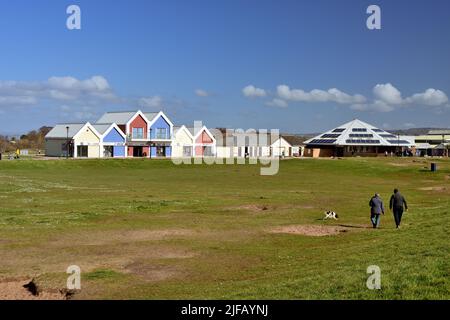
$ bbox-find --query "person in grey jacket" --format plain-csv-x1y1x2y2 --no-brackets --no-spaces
369,193,385,228
390,189,408,229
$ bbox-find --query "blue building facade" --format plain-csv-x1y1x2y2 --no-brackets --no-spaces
149,114,172,157
103,126,126,157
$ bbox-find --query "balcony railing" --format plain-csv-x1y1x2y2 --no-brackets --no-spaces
154,133,171,140
126,133,172,141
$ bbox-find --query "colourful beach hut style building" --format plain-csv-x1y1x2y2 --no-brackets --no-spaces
93,123,127,157
45,122,101,158
96,110,173,158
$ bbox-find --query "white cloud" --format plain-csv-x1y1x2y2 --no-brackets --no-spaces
266,98,288,108
373,83,403,105
372,83,448,109
138,96,163,108
0,96,37,106
242,85,267,98
74,109,97,120
0,75,116,107
350,100,395,113
195,89,209,97
271,83,449,113
276,85,366,104
405,88,448,106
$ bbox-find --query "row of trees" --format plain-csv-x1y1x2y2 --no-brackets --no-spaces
0,126,52,153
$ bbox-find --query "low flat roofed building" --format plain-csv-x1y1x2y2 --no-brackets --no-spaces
414,129,450,157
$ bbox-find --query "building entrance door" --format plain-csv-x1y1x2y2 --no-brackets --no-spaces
133,146,143,157
77,146,88,157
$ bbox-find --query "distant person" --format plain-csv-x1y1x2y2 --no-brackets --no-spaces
390,189,408,229
385,151,388,157
369,193,385,228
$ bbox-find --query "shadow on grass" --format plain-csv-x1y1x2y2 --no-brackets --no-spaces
337,224,371,229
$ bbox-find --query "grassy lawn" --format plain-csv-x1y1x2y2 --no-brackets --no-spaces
0,157,448,299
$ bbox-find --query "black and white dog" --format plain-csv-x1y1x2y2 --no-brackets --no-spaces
323,210,339,220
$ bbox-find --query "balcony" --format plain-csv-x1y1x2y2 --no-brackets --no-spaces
127,134,148,142
150,129,172,141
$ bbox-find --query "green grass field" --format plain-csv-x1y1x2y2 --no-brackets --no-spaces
0,157,448,299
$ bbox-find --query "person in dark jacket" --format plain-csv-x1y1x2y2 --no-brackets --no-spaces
390,189,408,229
369,193,385,228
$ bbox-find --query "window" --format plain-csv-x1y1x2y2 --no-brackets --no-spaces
132,127,144,139
183,146,192,157
204,146,213,156
156,128,168,139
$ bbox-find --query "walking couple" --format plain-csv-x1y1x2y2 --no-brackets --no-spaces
369,189,408,229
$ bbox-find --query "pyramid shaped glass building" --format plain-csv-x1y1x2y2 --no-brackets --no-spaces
304,119,413,157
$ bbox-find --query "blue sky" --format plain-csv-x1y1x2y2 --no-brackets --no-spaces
0,0,449,134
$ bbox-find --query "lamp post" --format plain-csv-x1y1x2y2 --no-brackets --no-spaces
149,128,152,159
279,135,282,158
442,134,448,157
66,126,69,159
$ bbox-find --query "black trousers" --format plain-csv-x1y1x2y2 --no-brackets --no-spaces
393,207,404,227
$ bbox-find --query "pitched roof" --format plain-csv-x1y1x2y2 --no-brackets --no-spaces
45,123,86,139
186,127,198,136
92,123,114,135
427,129,450,135
187,127,209,137
173,125,192,137
144,112,159,122
96,111,137,124
280,135,305,146
304,119,414,147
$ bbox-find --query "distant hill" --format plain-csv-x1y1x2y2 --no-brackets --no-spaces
387,128,449,136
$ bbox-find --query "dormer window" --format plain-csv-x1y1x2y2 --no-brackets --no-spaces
132,127,144,139
156,128,168,139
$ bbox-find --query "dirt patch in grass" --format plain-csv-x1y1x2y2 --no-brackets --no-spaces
124,262,180,282
418,186,447,192
51,229,194,247
388,162,413,167
0,278,67,300
233,204,269,212
295,205,316,209
230,203,316,213
269,224,351,237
